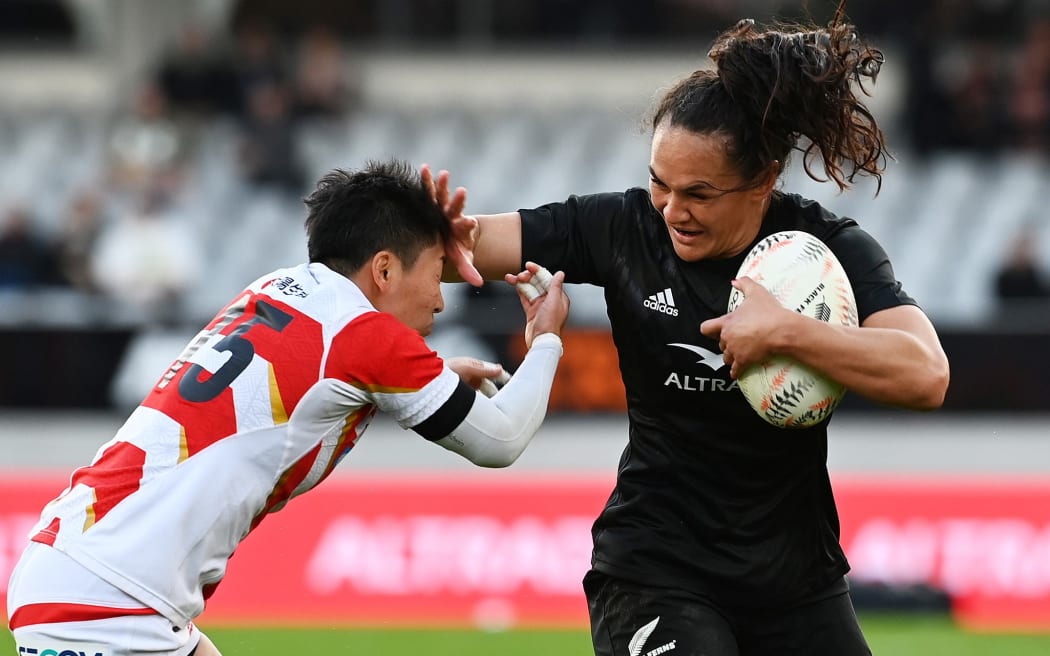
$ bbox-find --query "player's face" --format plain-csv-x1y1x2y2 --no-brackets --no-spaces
385,242,446,336
648,123,770,262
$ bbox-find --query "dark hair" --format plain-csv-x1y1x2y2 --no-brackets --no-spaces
651,2,887,193
303,159,450,275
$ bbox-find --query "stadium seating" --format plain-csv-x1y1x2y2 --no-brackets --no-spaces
0,105,1046,331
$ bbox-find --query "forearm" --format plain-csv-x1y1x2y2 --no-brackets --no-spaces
474,212,524,279
436,333,562,467
775,310,949,410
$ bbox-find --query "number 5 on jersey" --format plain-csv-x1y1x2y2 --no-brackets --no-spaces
156,295,294,402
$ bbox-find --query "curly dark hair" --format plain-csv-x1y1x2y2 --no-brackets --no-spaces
651,1,887,193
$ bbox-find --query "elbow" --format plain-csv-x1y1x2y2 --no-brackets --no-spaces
469,439,529,468
912,358,951,411
473,451,521,469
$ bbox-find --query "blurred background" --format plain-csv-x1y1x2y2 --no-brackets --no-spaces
0,0,1048,651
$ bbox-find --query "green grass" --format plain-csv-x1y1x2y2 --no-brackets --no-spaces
203,626,594,654
4,614,1050,654
863,614,1050,656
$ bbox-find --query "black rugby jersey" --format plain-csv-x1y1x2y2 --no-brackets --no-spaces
519,189,916,608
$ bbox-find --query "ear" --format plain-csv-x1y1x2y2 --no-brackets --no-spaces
371,251,396,292
745,161,779,202
753,160,780,198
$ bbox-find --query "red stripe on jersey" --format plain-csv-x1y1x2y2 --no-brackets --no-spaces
143,292,324,456
326,312,443,392
31,517,61,546
67,441,147,530
248,407,374,534
315,407,372,484
250,443,323,532
9,601,155,630
187,387,240,456
245,294,324,416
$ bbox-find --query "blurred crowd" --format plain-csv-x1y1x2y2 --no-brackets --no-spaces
0,0,1047,327
0,19,357,322
897,3,1050,157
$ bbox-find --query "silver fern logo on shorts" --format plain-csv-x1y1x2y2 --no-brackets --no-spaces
627,615,678,656
628,616,660,656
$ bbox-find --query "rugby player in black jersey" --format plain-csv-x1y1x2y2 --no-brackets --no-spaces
429,4,950,654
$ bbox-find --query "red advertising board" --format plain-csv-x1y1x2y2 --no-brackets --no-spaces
0,472,611,629
835,476,1050,631
2,472,1050,631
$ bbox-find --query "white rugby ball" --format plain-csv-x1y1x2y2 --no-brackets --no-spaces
727,230,858,428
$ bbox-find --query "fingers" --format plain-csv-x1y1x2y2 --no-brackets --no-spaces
447,356,509,393
532,265,554,291
447,186,467,219
699,316,723,339
545,270,566,298
427,164,481,286
450,356,502,377
732,276,763,295
452,243,484,286
421,163,461,214
478,379,498,397
421,163,435,200
504,262,551,286
478,368,512,398
475,358,503,375
510,263,553,302
517,278,546,302
434,169,450,209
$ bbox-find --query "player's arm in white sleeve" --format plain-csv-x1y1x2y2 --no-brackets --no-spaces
412,264,570,467
434,332,562,467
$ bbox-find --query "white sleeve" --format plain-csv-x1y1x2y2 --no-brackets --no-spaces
434,333,563,467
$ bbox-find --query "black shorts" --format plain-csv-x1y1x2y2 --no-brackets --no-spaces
583,570,871,656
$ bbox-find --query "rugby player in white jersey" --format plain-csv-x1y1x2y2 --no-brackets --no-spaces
6,159,570,656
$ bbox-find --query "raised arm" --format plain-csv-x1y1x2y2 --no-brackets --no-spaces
434,264,570,467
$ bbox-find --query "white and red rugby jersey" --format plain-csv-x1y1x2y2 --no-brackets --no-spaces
25,262,466,626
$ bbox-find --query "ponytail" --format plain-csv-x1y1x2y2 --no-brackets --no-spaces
652,2,888,193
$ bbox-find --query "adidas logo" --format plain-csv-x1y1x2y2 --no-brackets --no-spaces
643,288,679,316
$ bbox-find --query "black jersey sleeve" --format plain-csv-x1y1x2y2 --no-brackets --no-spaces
518,191,636,285
825,224,918,322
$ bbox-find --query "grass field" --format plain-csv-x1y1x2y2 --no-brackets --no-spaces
4,614,1050,654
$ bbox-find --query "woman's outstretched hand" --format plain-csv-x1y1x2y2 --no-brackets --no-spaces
422,163,484,286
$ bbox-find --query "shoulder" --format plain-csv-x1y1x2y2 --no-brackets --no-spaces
327,311,443,382
769,192,857,233
623,186,653,206
588,188,655,223
336,311,421,346
769,192,885,251
524,188,652,220
614,187,657,219
766,193,901,278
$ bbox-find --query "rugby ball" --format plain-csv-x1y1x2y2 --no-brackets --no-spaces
727,231,858,428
